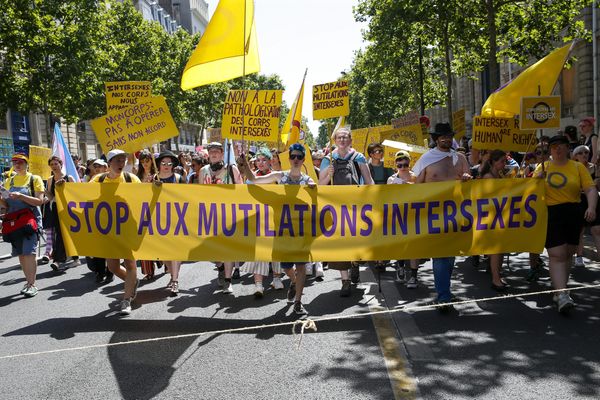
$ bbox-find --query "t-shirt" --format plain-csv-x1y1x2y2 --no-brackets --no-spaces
320,150,367,184
199,164,236,184
534,160,594,206
3,173,44,193
90,172,141,183
387,173,415,185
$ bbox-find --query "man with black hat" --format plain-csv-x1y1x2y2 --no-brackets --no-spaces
198,142,242,294
413,123,471,311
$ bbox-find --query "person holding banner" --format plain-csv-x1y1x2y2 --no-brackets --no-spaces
90,149,141,315
534,135,597,313
413,123,471,311
154,151,185,296
199,142,242,294
319,127,374,296
237,143,315,315
136,150,157,183
0,153,45,297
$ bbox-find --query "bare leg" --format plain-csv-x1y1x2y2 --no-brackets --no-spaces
294,264,306,302
168,261,181,281
547,244,573,290
576,229,585,257
223,262,233,279
107,259,138,299
19,255,37,285
490,254,504,286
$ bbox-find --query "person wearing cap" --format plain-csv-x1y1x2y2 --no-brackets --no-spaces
534,135,597,313
413,123,471,312
237,143,315,315
45,156,79,272
90,149,141,315
387,150,420,288
199,142,242,294
579,117,597,163
0,153,45,297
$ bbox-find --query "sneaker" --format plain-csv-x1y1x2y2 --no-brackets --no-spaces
406,276,418,289
350,263,360,284
24,285,38,298
314,262,324,282
37,255,50,265
217,268,225,288
222,280,234,294
132,279,139,301
120,299,132,315
50,262,60,272
552,293,560,304
340,280,351,297
170,281,179,296
287,283,296,303
104,272,114,284
253,283,264,299
574,256,585,268
232,268,240,280
306,264,314,276
293,301,307,315
396,265,406,283
20,284,28,294
69,257,81,267
166,280,173,289
95,273,105,283
271,276,284,290
557,292,575,313
430,299,454,313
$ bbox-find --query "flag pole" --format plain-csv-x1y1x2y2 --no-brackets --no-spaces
240,0,248,159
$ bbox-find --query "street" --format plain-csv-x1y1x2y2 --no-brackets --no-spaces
1,240,600,400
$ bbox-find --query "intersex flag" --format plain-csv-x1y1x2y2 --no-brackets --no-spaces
180,0,260,90
51,123,80,182
481,42,574,118
281,70,307,146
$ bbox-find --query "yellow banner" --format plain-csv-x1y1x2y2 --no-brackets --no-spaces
56,180,547,262
452,109,466,139
381,140,428,169
91,96,179,154
520,96,561,130
221,90,283,142
472,116,537,152
105,81,152,113
28,146,52,179
312,80,349,120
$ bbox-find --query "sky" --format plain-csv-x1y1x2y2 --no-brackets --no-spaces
208,0,368,137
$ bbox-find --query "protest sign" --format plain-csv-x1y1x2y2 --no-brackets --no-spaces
91,96,179,154
391,110,420,129
472,116,537,152
381,139,428,169
379,124,425,148
57,179,546,261
28,146,52,179
520,96,561,130
312,80,349,120
350,127,370,154
221,90,282,142
452,109,466,139
207,128,222,143
105,81,152,113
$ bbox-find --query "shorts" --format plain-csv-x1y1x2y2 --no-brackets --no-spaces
280,262,306,269
10,233,38,257
545,203,584,249
327,261,352,271
580,193,600,226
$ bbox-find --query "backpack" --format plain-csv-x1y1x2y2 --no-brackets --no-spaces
98,172,133,183
332,153,361,185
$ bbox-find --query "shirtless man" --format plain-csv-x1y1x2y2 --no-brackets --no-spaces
413,123,471,311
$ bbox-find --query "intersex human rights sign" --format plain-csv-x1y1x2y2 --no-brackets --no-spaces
472,116,537,152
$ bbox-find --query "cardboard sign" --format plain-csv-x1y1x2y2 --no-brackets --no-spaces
382,139,428,169
91,95,179,153
312,80,349,120
105,81,152,113
452,109,466,139
520,96,561,130
391,110,420,129
207,128,222,143
28,145,52,179
379,124,425,148
472,116,537,152
221,90,283,142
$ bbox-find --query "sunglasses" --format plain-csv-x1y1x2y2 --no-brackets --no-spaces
397,163,410,168
289,154,305,160
371,149,383,154
161,162,173,166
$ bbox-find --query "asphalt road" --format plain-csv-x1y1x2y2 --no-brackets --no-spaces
1,239,600,400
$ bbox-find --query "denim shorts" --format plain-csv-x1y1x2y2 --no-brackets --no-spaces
10,233,38,257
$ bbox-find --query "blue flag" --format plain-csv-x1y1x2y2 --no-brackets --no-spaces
51,123,81,182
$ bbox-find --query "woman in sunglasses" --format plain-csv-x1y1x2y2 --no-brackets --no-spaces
136,150,157,183
154,151,185,295
237,143,315,315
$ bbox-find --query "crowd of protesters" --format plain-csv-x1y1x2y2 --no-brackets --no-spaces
2,117,600,316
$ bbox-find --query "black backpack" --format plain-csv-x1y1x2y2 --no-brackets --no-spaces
332,153,361,185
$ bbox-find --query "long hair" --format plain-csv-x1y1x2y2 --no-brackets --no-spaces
136,150,156,180
480,150,506,178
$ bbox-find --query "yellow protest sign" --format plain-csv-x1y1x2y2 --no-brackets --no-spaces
379,124,425,148
105,81,152,113
472,116,537,152
278,144,318,183
391,110,420,129
207,128,222,143
312,80,349,120
221,90,283,142
520,96,561,130
452,109,466,139
28,146,52,179
350,127,369,155
56,179,547,261
91,96,179,154
381,139,428,169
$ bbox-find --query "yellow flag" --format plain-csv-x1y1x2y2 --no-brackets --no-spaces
180,0,260,90
281,71,307,146
481,42,573,118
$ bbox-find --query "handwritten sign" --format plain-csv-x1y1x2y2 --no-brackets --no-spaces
391,110,420,129
472,116,537,152
221,90,282,142
207,128,222,143
105,81,152,113
91,95,179,153
381,139,428,169
379,124,425,148
520,96,561,130
28,145,52,179
312,80,349,120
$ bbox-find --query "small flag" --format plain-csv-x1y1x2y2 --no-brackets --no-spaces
281,69,307,146
51,123,81,182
